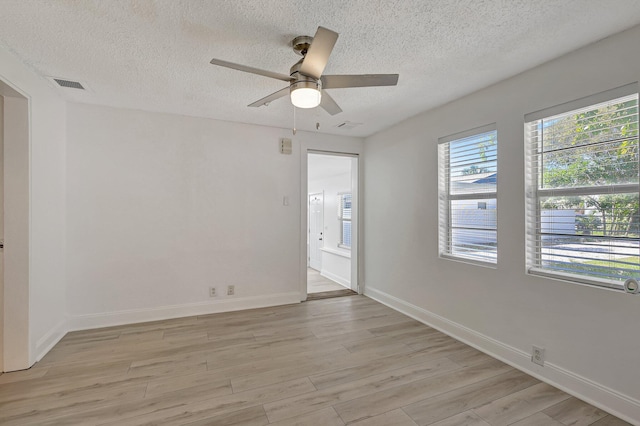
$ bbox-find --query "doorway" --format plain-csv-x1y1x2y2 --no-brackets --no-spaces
306,152,358,299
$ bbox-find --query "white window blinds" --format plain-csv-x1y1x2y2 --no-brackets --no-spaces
439,125,498,264
525,90,639,289
338,193,352,248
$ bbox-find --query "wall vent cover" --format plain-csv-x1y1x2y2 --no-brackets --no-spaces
335,121,362,130
52,78,85,90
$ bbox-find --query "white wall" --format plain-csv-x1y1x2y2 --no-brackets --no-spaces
66,103,363,328
0,47,67,369
309,170,352,288
364,25,640,423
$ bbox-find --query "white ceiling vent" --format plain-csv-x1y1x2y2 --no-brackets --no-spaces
335,121,362,130
47,76,87,90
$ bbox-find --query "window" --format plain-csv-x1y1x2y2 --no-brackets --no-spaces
525,86,639,290
338,193,352,249
439,125,498,264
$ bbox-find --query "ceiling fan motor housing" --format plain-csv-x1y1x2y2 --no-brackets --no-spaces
289,60,322,108
290,60,321,86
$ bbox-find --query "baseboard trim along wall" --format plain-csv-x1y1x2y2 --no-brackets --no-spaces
364,287,640,425
67,292,301,332
35,319,68,363
320,270,350,288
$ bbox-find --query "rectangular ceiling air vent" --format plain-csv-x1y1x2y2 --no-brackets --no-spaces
335,121,362,130
52,78,85,90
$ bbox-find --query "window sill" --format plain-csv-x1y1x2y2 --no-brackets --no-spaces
439,253,497,269
527,267,626,293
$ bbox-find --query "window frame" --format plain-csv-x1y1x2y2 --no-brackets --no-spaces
524,84,639,291
338,192,352,249
438,123,498,266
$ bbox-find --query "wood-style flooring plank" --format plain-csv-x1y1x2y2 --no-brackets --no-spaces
264,357,461,423
0,369,147,405
333,358,512,423
0,295,630,426
0,382,148,425
98,378,316,426
542,396,609,426
429,410,491,426
509,411,566,426
309,340,466,390
0,367,49,385
590,416,633,426
402,369,539,425
471,382,572,426
268,407,345,426
181,405,269,426
445,346,497,367
349,408,419,426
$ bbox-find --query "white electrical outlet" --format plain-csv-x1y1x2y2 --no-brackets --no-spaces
532,345,545,366
209,287,217,297
227,285,235,296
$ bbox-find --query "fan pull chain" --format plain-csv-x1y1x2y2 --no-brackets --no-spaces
292,106,297,135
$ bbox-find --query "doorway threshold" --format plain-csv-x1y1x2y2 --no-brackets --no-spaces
306,289,358,301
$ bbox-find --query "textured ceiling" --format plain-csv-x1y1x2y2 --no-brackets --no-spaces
2,1,640,137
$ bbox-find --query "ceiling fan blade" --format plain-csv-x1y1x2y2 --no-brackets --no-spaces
210,58,293,82
299,26,338,80
248,86,290,107
320,90,342,115
321,74,399,89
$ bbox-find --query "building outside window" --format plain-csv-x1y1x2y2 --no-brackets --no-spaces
339,192,352,249
439,125,498,264
525,86,639,290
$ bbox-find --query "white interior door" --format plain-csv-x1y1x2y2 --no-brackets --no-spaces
308,193,324,271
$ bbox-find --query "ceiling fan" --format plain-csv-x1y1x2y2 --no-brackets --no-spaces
210,26,399,115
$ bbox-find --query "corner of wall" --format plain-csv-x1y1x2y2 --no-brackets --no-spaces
34,318,68,362
67,292,301,332
1,44,68,368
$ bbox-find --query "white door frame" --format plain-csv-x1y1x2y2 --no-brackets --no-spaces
308,192,324,271
301,149,361,301
0,78,31,372
0,94,3,373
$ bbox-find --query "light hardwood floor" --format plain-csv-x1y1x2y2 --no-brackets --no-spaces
0,296,630,425
307,268,347,293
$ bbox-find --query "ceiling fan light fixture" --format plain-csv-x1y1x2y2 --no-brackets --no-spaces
209,26,398,115
290,80,322,108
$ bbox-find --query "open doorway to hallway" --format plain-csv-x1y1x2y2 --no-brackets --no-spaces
307,152,358,299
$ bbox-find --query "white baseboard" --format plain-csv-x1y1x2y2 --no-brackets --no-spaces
67,292,301,332
34,319,68,363
320,270,350,289
365,287,640,425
